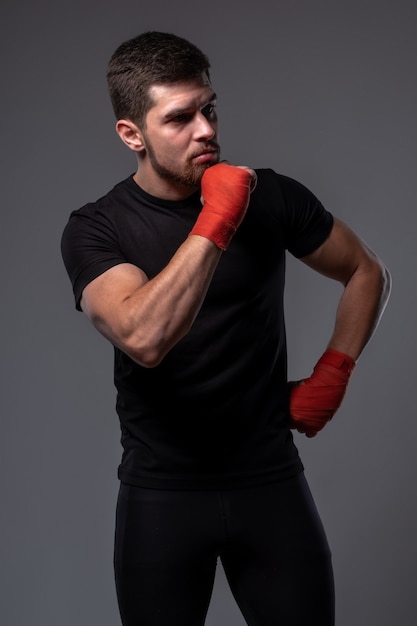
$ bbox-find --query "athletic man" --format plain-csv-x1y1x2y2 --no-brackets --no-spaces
61,31,391,626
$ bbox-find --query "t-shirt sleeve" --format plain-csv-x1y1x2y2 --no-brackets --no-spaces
61,203,127,310
277,173,334,258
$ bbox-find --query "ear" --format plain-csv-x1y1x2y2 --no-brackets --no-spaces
115,119,145,153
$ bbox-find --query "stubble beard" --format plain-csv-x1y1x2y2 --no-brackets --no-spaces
144,137,220,189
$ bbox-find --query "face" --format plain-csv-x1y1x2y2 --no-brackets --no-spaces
135,74,220,198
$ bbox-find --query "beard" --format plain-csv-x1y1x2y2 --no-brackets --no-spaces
143,134,220,189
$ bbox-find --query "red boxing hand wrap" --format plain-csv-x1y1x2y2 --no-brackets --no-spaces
289,349,356,437
190,163,253,250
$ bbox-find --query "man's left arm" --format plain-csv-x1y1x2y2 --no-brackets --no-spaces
289,217,391,437
302,217,391,360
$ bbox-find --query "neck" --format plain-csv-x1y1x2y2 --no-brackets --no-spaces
133,167,199,201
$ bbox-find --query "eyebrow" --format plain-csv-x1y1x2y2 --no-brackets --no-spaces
163,92,217,121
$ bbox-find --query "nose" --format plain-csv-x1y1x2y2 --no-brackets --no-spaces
194,112,216,141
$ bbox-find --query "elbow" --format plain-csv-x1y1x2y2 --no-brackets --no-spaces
139,352,166,369
379,261,392,308
89,311,171,368
120,330,175,368
122,338,165,368
118,311,195,368
365,255,392,314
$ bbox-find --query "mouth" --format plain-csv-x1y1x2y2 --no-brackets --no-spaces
192,148,219,164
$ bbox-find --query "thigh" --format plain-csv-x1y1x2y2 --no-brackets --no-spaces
221,474,335,626
114,484,219,626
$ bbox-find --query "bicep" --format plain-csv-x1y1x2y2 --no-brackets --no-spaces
80,263,149,340
300,217,379,284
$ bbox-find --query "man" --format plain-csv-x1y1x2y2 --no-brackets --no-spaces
61,31,390,626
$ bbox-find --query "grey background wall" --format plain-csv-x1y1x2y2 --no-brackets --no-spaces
1,0,415,624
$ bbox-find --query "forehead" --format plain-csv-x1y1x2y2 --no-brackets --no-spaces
147,74,214,115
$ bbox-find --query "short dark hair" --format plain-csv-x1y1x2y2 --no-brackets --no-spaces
106,31,211,127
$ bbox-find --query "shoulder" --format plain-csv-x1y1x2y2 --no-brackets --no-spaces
250,168,333,257
254,168,322,203
250,167,329,221
61,176,137,249
69,176,135,219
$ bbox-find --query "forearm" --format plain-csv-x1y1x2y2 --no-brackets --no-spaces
327,256,391,361
290,258,390,437
108,236,221,367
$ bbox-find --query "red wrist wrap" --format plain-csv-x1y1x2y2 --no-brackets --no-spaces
289,349,356,437
189,163,253,250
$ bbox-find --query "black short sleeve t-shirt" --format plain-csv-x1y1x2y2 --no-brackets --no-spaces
61,169,333,489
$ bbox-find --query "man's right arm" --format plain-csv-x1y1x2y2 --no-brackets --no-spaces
81,236,221,368
80,163,256,368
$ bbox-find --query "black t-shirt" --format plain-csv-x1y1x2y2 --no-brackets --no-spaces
61,169,333,489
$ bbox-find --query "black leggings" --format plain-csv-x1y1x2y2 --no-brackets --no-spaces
114,473,335,626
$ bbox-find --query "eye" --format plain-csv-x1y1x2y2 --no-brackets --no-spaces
202,102,217,119
171,113,193,124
